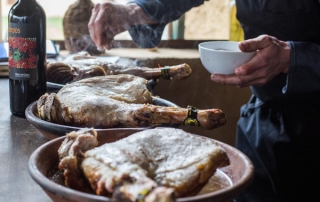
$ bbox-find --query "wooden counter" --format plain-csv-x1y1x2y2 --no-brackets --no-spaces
0,78,51,201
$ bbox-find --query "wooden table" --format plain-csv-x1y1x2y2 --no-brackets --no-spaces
0,78,52,201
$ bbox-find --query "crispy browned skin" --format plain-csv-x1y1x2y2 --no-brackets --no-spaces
46,61,107,84
65,52,192,80
46,55,192,84
58,128,99,193
103,63,192,80
46,62,74,84
38,93,226,129
58,128,230,201
38,75,225,129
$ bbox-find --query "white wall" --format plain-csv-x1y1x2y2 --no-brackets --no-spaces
2,0,131,17
0,0,2,41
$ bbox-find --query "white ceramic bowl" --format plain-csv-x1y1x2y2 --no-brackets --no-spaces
198,41,255,75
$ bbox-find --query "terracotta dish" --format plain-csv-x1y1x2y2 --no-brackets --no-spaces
25,96,179,140
28,129,254,202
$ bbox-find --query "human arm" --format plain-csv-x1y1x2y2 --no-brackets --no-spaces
282,41,320,94
88,2,158,50
129,0,205,48
88,0,205,50
210,35,320,94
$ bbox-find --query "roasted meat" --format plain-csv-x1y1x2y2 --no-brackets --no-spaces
58,128,230,201
47,52,192,84
37,75,226,130
57,128,99,193
46,62,106,84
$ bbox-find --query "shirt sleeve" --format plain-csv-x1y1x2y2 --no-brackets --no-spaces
128,0,205,48
282,41,320,94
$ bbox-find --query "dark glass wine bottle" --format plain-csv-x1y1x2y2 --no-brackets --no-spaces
8,0,46,117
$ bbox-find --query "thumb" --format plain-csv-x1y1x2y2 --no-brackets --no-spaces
239,35,272,52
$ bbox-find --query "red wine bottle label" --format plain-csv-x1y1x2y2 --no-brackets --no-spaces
8,23,38,80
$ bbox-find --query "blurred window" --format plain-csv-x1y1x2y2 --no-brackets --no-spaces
1,0,133,41
1,0,229,42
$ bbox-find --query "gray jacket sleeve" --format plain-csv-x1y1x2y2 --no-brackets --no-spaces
128,0,205,48
282,41,320,94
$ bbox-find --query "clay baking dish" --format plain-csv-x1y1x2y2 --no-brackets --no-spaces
28,129,254,202
25,96,179,140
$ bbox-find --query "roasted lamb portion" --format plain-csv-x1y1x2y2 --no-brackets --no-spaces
47,52,192,84
46,62,107,84
58,128,230,201
37,75,226,130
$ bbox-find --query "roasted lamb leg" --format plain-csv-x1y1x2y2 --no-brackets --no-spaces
46,62,107,84
46,51,192,84
58,128,230,201
57,128,99,193
37,75,226,130
101,63,192,80
46,62,75,84
55,74,153,104
65,51,192,80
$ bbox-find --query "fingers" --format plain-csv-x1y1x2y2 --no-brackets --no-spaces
103,36,114,50
88,3,114,51
210,35,291,87
211,69,268,88
235,51,263,75
211,74,241,86
236,35,279,75
235,35,273,75
239,35,274,52
88,4,102,50
94,5,110,50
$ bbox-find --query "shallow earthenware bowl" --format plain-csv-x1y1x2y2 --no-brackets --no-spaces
198,41,255,75
25,96,179,140
28,130,254,202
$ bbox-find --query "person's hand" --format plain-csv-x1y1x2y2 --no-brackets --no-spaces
88,2,157,50
88,2,133,50
210,35,291,87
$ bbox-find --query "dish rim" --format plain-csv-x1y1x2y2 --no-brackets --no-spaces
25,96,180,139
28,132,254,202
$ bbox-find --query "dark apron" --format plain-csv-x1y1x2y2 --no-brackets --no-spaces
236,96,320,202
234,1,320,201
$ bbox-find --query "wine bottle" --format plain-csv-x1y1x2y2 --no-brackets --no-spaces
8,0,46,117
